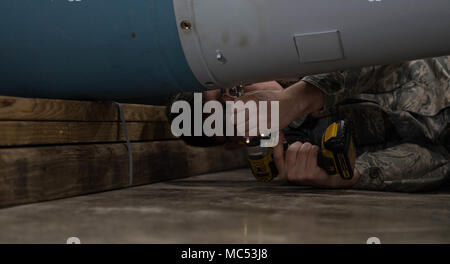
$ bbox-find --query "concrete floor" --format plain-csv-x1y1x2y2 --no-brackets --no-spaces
0,169,449,244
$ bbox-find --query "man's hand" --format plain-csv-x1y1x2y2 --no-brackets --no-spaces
232,81,325,135
274,140,360,189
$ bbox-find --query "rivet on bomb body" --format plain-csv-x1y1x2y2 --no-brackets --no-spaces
216,50,227,64
180,20,192,30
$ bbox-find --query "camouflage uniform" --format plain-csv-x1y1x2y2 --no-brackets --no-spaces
299,56,450,192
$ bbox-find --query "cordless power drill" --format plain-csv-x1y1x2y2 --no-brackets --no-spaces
245,120,356,182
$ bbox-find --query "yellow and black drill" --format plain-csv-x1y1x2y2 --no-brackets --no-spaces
245,120,356,182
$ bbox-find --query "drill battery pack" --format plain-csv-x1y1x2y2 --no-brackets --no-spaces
317,120,356,180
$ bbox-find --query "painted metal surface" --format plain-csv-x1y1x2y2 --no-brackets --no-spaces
0,0,204,104
175,0,450,89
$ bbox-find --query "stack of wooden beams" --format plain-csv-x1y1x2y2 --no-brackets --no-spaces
0,96,247,208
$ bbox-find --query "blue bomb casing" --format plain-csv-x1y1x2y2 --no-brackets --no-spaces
1,0,450,104
0,0,204,104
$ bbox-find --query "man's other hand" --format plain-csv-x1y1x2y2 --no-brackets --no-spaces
232,81,325,136
274,140,360,189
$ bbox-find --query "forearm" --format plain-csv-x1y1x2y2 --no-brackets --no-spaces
283,81,325,117
280,66,382,120
301,63,404,111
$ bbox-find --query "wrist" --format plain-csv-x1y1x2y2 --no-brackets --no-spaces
330,168,361,189
348,168,361,188
283,81,325,119
343,168,361,188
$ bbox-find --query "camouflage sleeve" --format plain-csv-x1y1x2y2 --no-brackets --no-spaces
301,63,405,111
352,143,450,192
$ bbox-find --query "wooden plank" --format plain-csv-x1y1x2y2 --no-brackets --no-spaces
0,141,248,208
0,121,176,146
0,96,168,122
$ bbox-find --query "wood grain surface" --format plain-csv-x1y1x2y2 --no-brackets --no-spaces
0,96,167,122
0,141,248,208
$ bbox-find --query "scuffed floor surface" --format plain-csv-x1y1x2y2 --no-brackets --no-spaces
0,169,449,243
